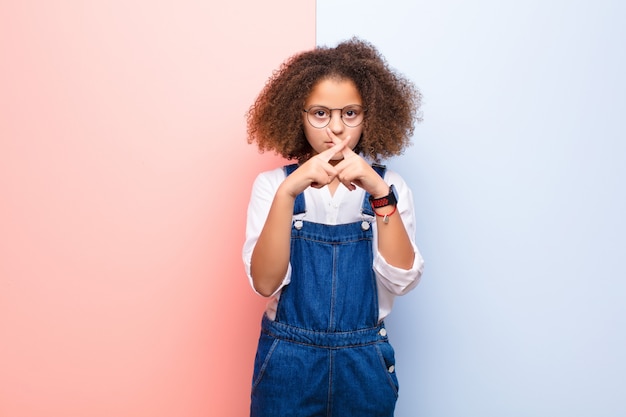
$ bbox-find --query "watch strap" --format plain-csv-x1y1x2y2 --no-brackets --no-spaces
369,185,397,208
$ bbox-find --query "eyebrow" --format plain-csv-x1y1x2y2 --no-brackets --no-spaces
305,104,363,108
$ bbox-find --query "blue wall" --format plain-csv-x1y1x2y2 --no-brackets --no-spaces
317,1,626,416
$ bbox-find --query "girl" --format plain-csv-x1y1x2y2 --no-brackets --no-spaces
243,38,424,416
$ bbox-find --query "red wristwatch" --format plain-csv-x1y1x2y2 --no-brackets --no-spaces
369,185,398,208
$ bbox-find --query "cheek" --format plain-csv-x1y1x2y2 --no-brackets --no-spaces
302,124,318,144
349,128,363,148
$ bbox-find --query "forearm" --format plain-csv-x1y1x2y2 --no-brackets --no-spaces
375,206,415,270
250,187,295,296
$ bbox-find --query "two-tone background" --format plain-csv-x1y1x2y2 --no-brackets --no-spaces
2,1,625,416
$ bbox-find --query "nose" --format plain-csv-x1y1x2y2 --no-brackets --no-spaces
328,109,344,134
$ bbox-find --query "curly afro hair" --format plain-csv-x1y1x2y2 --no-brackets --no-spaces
246,37,422,163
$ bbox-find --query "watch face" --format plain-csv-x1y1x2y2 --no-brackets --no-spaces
390,184,398,202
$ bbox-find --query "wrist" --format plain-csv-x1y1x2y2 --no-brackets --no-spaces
370,184,391,200
276,183,298,200
372,204,397,224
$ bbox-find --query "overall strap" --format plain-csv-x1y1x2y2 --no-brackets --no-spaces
361,163,387,217
283,163,306,215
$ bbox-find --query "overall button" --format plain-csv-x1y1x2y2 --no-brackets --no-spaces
379,328,387,337
388,365,395,373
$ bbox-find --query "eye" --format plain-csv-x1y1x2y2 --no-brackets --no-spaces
309,107,330,118
342,106,362,119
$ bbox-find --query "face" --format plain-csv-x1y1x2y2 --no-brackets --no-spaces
303,78,364,162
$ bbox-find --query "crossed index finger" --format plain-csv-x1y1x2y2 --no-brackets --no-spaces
326,128,356,160
316,139,348,163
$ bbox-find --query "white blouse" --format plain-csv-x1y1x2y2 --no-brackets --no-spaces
242,166,424,322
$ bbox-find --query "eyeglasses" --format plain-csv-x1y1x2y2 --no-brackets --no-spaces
302,105,365,129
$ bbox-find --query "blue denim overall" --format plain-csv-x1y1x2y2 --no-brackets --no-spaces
250,164,399,417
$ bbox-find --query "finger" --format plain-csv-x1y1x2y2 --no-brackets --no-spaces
317,139,347,163
336,163,357,191
326,128,356,159
310,175,333,189
340,177,357,191
326,128,342,146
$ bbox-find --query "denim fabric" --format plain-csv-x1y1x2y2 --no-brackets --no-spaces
278,221,378,331
251,164,398,417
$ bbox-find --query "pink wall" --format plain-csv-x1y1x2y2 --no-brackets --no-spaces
0,1,315,416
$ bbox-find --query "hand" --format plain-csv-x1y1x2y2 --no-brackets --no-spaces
279,139,348,197
326,129,389,197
